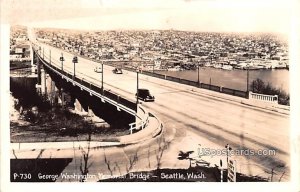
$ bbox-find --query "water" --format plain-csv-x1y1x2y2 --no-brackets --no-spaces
157,68,289,93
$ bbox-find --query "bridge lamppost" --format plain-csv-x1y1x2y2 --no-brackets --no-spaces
136,67,140,112
197,63,200,85
101,62,104,94
60,53,65,71
246,64,250,97
72,56,78,80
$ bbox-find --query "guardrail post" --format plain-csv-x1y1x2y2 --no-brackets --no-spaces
129,123,134,134
274,95,278,103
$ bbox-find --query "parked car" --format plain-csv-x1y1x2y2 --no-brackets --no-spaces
136,89,155,102
112,68,123,74
94,66,102,73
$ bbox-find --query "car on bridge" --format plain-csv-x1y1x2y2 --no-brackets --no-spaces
94,66,102,73
112,68,123,74
136,89,155,102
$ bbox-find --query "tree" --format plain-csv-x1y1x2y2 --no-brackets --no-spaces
155,136,170,170
250,78,265,93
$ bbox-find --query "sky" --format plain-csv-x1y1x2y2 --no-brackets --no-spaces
1,0,295,33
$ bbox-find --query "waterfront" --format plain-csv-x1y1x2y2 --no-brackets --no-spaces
156,68,289,93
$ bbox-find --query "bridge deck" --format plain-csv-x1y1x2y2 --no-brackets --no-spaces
31,41,290,181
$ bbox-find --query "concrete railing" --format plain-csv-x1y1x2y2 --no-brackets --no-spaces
129,106,149,134
248,91,278,104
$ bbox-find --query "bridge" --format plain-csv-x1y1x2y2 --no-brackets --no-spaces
10,29,290,181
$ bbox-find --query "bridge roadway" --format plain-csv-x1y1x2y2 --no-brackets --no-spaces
27,40,290,181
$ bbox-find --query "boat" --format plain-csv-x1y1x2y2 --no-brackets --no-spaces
222,65,233,70
204,63,212,67
235,62,248,69
213,64,222,69
275,62,287,69
168,66,182,71
255,65,266,69
247,66,261,70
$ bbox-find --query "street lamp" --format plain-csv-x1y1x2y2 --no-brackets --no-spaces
136,67,140,111
59,53,65,71
197,63,200,85
101,62,104,94
72,56,78,79
246,64,250,96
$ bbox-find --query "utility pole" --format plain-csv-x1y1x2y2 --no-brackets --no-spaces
72,56,78,79
246,65,249,94
101,62,104,94
136,68,139,112
197,64,200,85
60,53,65,71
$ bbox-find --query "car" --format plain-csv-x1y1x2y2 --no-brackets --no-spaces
112,68,123,74
136,89,155,102
94,66,102,73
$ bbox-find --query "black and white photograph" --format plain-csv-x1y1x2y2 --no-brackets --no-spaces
1,0,299,191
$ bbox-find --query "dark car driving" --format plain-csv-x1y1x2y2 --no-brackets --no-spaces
136,89,155,102
112,68,123,74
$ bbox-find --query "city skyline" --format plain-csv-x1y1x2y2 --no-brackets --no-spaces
1,0,293,34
